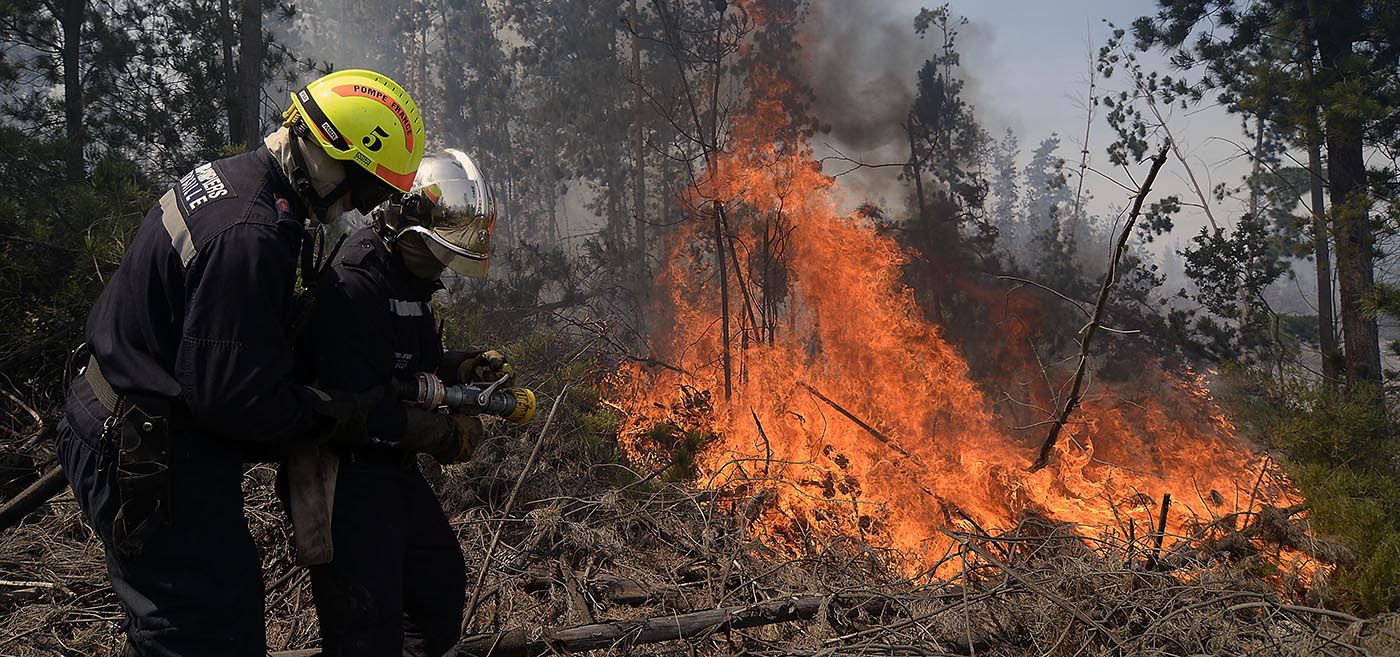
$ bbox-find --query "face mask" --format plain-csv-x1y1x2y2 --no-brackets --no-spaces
395,230,447,280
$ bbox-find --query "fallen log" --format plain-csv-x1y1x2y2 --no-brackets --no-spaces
449,595,824,657
519,571,666,606
0,464,66,534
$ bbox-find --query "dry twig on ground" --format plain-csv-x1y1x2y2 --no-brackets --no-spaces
2,382,1393,657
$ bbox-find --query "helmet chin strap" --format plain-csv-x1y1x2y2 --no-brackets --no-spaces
372,196,407,233
287,127,352,222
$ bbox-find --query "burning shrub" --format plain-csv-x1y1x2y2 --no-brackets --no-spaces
609,38,1312,586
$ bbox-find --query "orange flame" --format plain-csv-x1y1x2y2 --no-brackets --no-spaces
612,38,1307,580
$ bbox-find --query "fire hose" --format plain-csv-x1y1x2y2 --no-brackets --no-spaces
289,373,539,565
394,372,538,425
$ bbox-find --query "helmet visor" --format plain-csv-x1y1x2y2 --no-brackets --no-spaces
427,179,495,230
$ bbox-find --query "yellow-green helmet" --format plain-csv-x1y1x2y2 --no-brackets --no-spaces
288,69,426,193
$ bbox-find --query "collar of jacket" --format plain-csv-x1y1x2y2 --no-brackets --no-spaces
263,127,345,220
256,145,310,219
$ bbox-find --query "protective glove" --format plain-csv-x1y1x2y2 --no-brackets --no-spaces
301,385,386,445
400,408,484,465
444,414,484,464
441,349,515,386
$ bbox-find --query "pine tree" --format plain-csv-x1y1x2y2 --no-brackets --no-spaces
1136,0,1399,388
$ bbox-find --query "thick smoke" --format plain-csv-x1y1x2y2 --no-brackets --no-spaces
800,0,997,211
803,2,922,153
801,0,920,209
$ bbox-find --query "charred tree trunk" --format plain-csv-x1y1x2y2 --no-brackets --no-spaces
1327,132,1378,386
711,5,730,399
547,180,560,245
607,170,623,246
1307,138,1338,383
630,0,647,260
1031,142,1170,472
1312,0,1381,387
716,200,732,400
59,0,84,182
726,221,760,358
907,112,926,219
237,0,264,148
504,126,518,249
662,155,675,237
1241,113,1264,329
767,214,778,343
439,0,468,143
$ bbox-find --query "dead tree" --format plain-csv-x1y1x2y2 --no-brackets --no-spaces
1030,142,1171,472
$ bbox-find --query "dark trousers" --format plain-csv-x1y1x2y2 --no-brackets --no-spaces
307,456,465,657
55,378,265,657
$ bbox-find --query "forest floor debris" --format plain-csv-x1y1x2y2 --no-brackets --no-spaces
1,398,1396,657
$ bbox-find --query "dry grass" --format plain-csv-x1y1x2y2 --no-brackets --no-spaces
2,394,1397,657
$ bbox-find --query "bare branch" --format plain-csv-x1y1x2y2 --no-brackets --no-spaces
1030,142,1171,472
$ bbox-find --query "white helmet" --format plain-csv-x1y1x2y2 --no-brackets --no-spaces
385,148,496,277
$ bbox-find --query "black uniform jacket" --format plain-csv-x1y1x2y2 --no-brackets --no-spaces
310,226,443,446
85,147,319,442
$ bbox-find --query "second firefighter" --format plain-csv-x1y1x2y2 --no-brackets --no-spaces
300,148,511,656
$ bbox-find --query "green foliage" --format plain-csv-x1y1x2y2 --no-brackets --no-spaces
1139,195,1180,242
0,127,151,404
1231,377,1400,613
1095,23,1190,167
1109,4,1314,369
1288,464,1400,612
1360,282,1400,363
1,0,312,181
642,421,711,482
431,312,641,481
576,407,626,467
1178,210,1294,361
1363,282,1400,322
908,4,991,242
1137,0,1400,386
1278,313,1319,345
440,242,588,344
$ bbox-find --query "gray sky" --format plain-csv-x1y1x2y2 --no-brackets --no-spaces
809,0,1256,256
955,0,1254,233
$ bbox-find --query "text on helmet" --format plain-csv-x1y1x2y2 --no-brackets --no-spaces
332,84,416,152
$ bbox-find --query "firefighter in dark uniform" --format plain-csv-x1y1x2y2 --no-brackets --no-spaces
53,69,426,657
303,148,508,656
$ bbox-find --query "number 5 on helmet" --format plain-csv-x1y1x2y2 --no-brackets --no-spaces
287,69,427,195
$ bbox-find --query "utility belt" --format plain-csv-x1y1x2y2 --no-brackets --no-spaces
85,355,175,558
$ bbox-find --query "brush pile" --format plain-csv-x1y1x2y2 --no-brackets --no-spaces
1,389,1396,657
